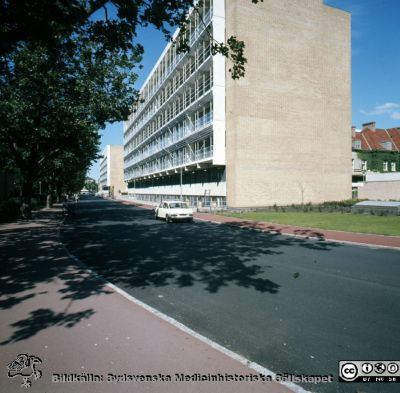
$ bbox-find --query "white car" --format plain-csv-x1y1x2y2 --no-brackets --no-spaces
155,201,193,223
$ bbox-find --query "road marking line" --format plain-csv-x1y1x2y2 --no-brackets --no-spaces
59,228,309,393
107,283,310,393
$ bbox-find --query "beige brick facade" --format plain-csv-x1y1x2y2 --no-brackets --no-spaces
225,0,351,207
99,145,125,196
110,145,125,194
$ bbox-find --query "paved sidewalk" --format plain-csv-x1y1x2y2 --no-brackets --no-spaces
0,206,294,393
118,199,400,250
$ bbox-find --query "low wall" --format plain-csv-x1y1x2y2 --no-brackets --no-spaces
358,181,400,201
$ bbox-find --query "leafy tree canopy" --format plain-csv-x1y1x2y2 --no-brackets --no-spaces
0,28,141,198
1,0,263,78
85,177,98,192
0,0,262,205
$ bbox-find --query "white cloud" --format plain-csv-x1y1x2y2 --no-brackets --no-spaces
391,111,400,120
360,102,400,119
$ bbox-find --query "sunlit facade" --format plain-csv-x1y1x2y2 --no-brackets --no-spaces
124,0,351,208
123,0,226,207
99,145,125,196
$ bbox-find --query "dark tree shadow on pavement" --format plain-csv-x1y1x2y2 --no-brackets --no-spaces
0,308,95,345
0,207,111,345
61,200,340,295
0,199,341,345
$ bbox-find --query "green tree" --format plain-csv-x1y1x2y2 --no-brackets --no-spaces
0,33,141,205
0,0,262,213
1,0,262,78
85,177,98,193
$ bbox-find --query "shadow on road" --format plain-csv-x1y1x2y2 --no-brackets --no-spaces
0,208,111,345
228,220,328,250
0,200,341,345
61,200,340,295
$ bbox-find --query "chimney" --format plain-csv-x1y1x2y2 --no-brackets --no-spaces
362,121,376,131
351,125,356,138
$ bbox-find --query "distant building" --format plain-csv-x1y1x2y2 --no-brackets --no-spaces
352,122,400,200
352,122,400,176
99,145,125,197
123,0,351,207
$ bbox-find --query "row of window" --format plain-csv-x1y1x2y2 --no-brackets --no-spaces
130,167,225,189
125,43,213,149
128,0,213,124
126,39,212,141
383,161,397,171
124,137,213,180
125,67,213,156
123,1,217,183
125,102,213,168
99,169,107,182
353,160,397,171
352,140,394,151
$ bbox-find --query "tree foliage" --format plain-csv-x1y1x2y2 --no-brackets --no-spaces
0,33,141,200
0,0,263,207
1,0,263,77
85,177,98,193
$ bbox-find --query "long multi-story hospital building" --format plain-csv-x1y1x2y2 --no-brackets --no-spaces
123,0,351,208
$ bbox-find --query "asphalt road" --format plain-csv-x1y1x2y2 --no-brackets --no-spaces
61,198,400,393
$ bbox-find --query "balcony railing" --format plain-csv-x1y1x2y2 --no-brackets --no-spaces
125,47,212,146
125,112,213,168
126,9,212,126
125,146,213,180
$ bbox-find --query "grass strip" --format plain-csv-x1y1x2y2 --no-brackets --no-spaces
218,211,400,236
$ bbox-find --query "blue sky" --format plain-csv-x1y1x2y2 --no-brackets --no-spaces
326,0,400,127
89,0,400,179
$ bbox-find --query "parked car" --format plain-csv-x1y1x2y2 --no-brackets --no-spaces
154,201,193,223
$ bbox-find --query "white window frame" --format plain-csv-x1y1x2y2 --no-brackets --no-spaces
362,160,367,171
383,161,388,171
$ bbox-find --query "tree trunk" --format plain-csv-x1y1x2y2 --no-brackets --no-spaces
20,180,33,219
56,182,63,202
21,179,33,202
46,193,53,208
